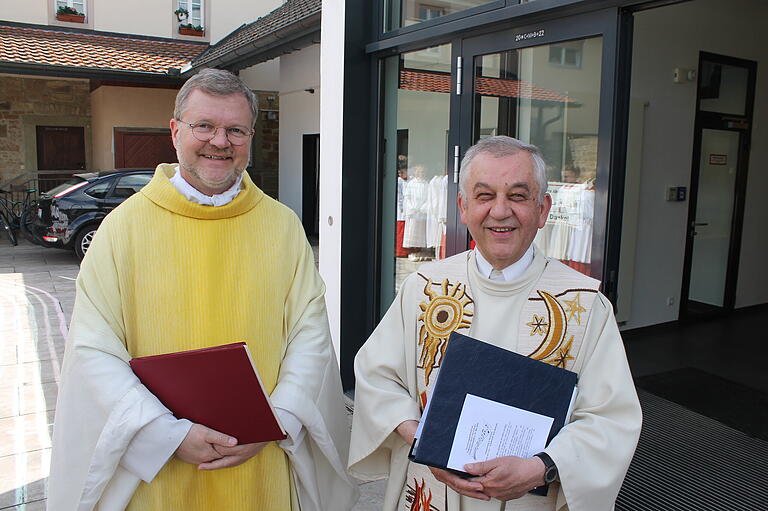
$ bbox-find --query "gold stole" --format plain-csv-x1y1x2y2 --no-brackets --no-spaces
398,254,600,511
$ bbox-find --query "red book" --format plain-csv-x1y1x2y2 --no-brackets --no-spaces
129,342,287,444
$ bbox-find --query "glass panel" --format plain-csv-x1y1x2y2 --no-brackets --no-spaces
472,37,603,276
191,0,203,27
688,129,739,307
379,44,452,313
699,61,749,116
384,0,497,32
112,174,152,198
84,181,111,199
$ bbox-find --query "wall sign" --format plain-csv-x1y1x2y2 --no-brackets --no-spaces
709,153,727,165
515,29,545,42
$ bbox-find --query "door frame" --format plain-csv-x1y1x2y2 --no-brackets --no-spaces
450,8,625,291
679,51,757,319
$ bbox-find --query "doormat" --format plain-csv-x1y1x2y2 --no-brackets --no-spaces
634,367,768,441
616,390,768,510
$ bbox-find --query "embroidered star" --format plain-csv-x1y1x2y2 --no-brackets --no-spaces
526,314,548,336
563,293,587,325
550,336,575,368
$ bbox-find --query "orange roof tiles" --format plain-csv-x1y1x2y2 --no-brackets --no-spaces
400,69,575,103
0,24,207,74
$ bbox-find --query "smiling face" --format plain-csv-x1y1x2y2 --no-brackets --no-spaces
458,151,552,270
170,89,253,195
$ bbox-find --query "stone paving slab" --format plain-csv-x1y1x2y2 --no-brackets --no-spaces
0,238,75,510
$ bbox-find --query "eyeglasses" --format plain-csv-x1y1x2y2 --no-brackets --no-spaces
177,120,254,146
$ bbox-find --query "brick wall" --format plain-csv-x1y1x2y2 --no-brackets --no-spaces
247,91,279,199
0,76,90,184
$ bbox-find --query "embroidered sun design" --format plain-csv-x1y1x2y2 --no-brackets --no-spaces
563,292,587,325
417,277,473,386
526,314,548,336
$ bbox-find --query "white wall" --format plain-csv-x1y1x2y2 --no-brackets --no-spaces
279,44,321,217
239,60,281,92
319,3,344,358
624,0,768,329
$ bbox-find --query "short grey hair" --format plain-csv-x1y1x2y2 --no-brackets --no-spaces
174,68,258,126
458,136,548,203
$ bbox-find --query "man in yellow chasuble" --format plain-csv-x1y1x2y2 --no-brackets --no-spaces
349,137,642,511
48,69,357,511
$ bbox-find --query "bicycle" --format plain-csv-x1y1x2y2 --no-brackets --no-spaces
0,186,38,245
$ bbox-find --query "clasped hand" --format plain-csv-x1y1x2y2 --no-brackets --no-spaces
396,420,545,502
176,423,268,470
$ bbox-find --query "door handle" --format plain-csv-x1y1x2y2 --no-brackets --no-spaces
693,222,709,226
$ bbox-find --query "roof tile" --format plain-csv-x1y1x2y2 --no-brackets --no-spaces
193,0,320,68
0,24,206,74
400,69,575,103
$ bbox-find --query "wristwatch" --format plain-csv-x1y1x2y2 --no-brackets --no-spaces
534,452,558,484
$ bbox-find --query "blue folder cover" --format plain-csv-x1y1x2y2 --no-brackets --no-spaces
409,332,577,486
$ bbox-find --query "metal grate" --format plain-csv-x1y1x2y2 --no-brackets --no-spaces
616,390,768,510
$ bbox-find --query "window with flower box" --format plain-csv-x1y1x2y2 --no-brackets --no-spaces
55,0,86,22
176,0,204,35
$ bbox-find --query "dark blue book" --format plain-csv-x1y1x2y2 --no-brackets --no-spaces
409,332,577,494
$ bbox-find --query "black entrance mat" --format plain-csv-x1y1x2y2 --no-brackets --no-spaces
634,367,768,441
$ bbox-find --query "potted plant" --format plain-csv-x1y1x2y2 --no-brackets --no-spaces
174,7,189,22
178,23,204,36
56,5,85,23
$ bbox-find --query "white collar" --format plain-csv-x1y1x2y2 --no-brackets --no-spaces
474,245,534,282
169,166,243,207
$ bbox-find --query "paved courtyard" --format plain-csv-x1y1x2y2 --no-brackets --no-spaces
0,237,384,510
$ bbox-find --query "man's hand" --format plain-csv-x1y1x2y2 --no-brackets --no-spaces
175,424,267,470
396,420,419,445
396,420,488,500
464,456,546,501
429,466,489,500
199,441,269,470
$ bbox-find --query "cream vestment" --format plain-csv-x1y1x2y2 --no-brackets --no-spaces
350,248,641,511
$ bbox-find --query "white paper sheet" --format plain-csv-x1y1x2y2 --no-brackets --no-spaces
447,394,554,471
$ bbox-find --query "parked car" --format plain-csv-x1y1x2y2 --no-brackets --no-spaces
29,169,154,260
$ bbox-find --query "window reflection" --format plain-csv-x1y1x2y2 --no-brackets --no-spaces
380,45,452,312
473,37,603,276
384,0,497,32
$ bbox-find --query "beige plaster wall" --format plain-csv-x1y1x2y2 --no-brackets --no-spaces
92,0,172,38
2,0,49,25
209,0,282,44
90,86,178,170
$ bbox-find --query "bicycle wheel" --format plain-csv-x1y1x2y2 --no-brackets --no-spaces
19,203,37,242
0,211,17,246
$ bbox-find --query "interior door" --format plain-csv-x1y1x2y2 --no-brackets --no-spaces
681,52,756,319
456,9,620,284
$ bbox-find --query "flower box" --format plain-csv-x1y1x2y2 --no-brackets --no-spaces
178,26,204,36
56,13,85,23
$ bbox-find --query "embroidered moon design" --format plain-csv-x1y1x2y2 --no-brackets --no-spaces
418,278,473,385
527,290,568,361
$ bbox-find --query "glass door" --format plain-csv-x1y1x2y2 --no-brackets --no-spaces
681,52,756,318
376,9,623,316
456,10,620,283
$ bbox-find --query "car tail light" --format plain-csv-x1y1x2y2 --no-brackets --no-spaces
43,236,58,242
53,181,88,198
